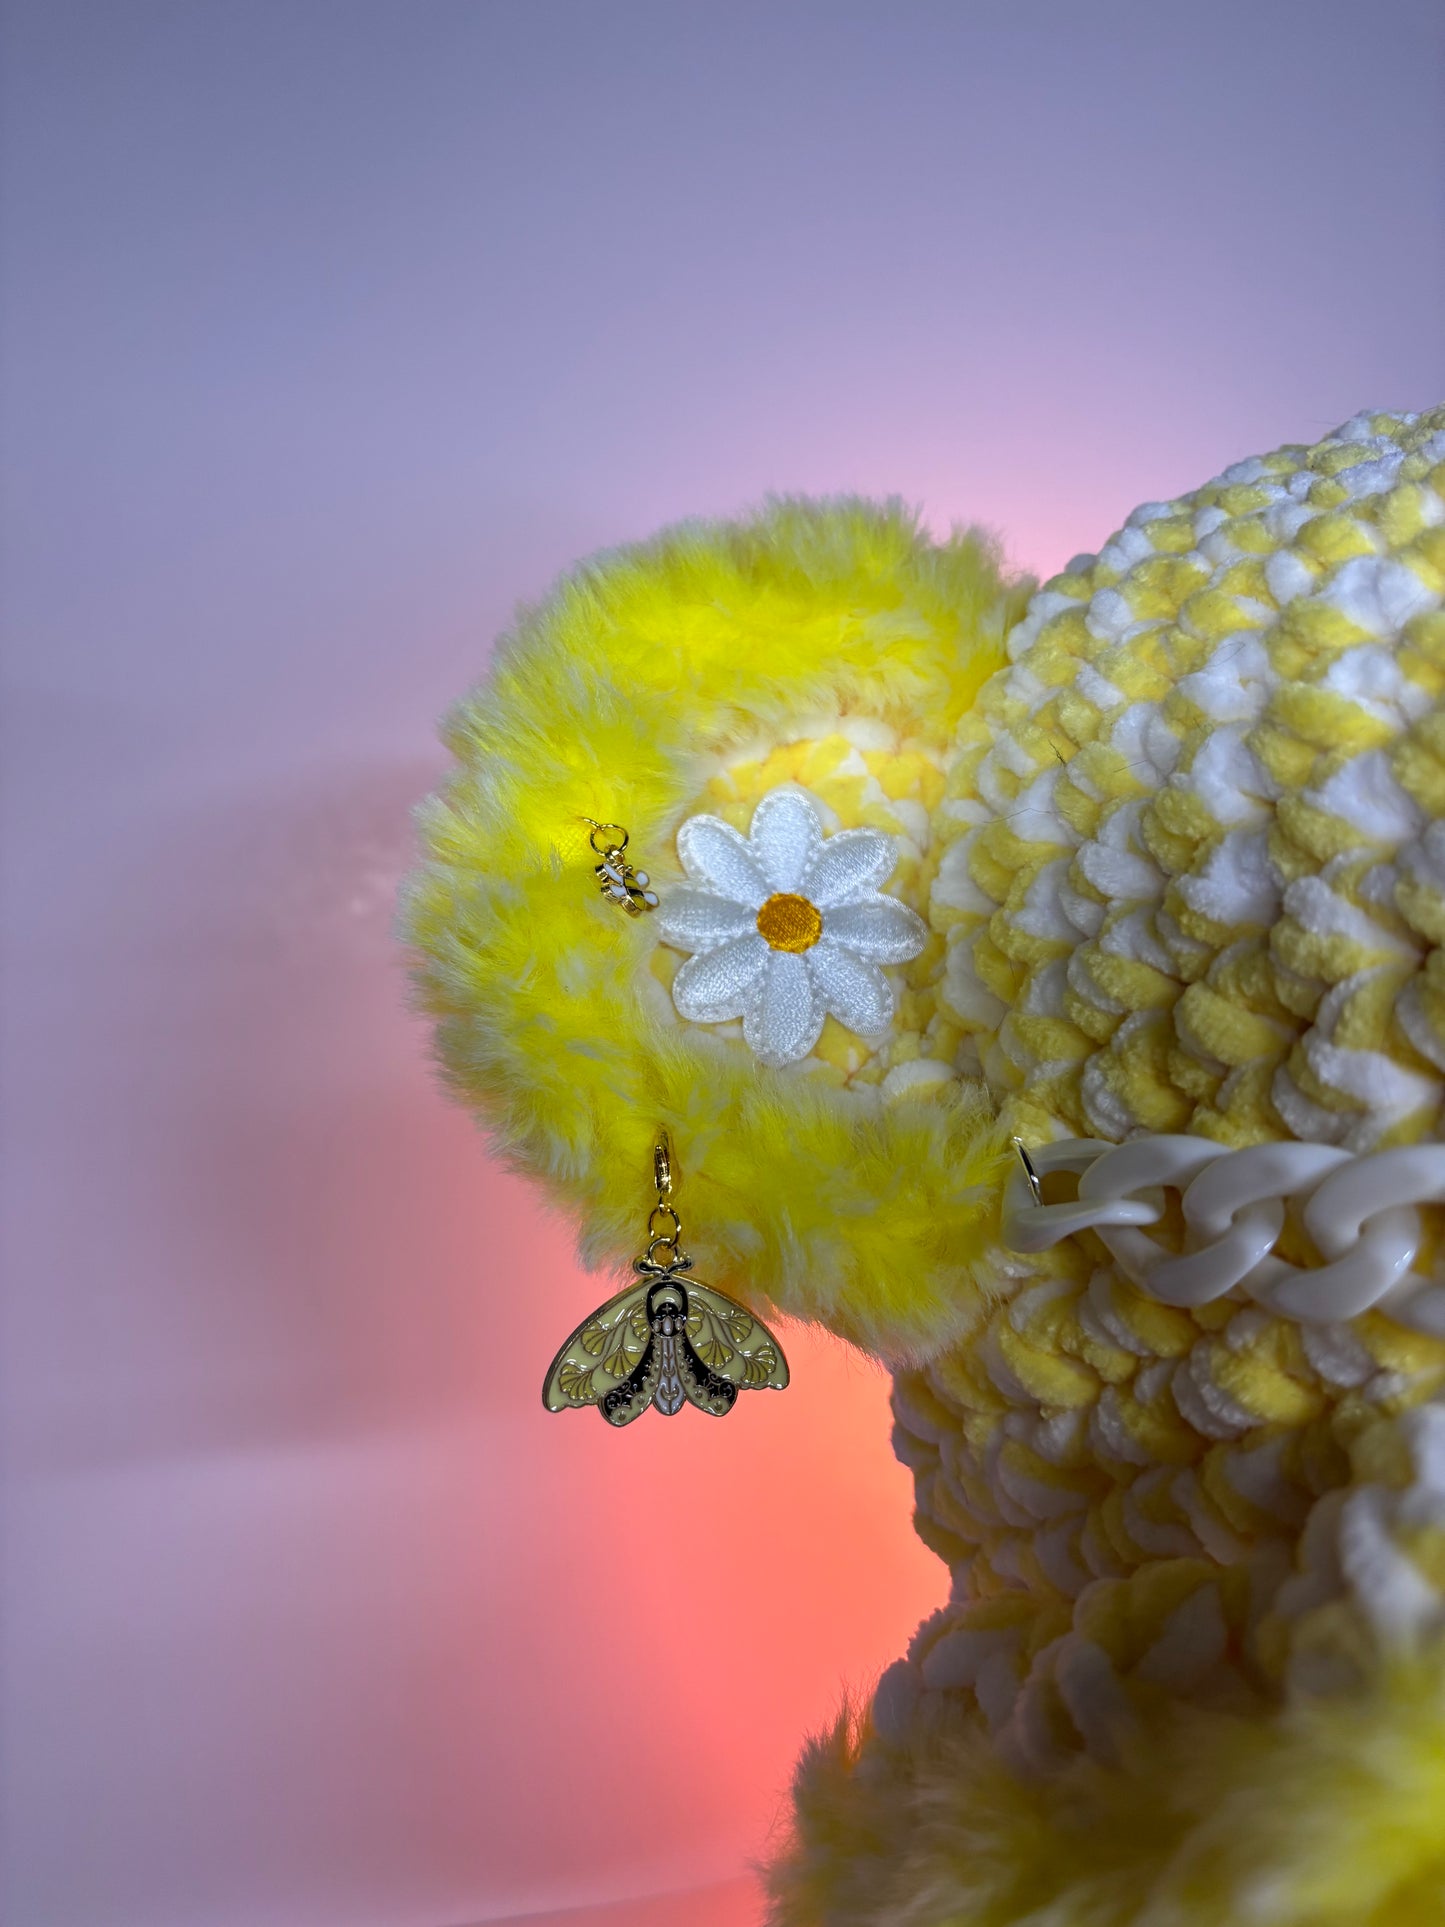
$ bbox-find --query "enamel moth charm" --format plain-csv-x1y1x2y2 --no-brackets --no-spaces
541,1130,790,1423
543,1258,789,1424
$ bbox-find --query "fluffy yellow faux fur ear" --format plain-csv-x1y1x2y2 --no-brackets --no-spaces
401,498,1033,1360
769,1654,1445,1927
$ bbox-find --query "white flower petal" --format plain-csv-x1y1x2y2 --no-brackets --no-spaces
676,815,768,907
743,951,825,1066
810,937,896,1039
822,895,928,963
748,787,823,893
672,935,769,1023
655,886,758,953
804,826,899,907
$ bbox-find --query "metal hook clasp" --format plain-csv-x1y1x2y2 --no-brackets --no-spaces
654,1130,673,1201
1013,1136,1043,1206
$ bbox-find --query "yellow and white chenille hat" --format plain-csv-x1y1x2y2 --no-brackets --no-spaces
403,407,1445,1927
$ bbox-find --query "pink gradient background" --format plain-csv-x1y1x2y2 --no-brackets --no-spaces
2,4,1442,1924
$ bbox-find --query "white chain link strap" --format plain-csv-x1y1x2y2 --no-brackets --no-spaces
1001,1136,1445,1337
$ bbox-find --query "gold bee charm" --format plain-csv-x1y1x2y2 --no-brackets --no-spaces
583,818,658,917
542,1134,790,1425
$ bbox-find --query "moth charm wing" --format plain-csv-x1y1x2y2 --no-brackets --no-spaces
675,1329,739,1417
683,1280,790,1395
542,1278,653,1416
598,1332,661,1426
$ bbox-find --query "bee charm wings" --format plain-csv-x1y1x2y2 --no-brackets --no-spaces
542,1265,790,1425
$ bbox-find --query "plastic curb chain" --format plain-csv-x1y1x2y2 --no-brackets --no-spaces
1001,1135,1445,1336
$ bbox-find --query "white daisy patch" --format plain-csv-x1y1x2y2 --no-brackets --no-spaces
656,785,926,1068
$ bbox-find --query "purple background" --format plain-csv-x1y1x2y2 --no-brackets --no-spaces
3,4,1443,1924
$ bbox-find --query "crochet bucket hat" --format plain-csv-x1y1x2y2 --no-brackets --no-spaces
403,406,1445,1926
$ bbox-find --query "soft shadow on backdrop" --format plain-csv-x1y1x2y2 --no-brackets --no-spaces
3,4,1443,1925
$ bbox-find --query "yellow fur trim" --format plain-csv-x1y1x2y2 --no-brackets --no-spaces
403,499,1030,1356
769,1659,1445,1925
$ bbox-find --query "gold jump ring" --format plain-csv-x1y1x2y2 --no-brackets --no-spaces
584,819,629,856
647,1203,681,1244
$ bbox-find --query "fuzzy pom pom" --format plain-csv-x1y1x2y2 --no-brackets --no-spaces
402,497,1029,1358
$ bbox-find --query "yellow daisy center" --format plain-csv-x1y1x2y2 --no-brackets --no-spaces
756,892,822,953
